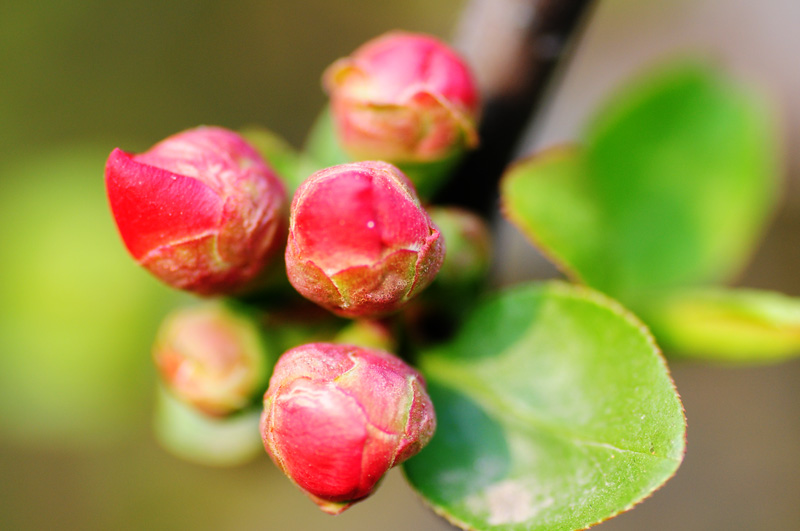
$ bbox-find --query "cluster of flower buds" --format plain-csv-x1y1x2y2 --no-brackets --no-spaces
105,30,482,514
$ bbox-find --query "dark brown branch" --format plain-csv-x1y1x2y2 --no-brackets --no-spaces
433,0,598,215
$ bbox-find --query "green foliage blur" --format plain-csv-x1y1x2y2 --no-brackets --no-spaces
0,146,181,447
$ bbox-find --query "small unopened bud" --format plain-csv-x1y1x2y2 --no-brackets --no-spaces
105,126,288,295
260,342,435,514
324,31,479,167
153,302,269,417
402,208,492,345
285,161,445,318
428,206,492,287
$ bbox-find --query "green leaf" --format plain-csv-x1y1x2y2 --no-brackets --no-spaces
404,282,685,531
643,287,800,363
502,147,606,289
502,62,779,310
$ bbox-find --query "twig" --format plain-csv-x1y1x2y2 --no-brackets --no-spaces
434,0,598,215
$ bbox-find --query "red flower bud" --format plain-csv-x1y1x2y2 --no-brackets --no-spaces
285,161,445,318
105,126,288,295
324,31,479,164
153,302,269,417
260,343,435,514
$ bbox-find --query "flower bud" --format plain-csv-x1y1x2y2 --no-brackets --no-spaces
428,206,492,287
285,161,445,318
324,31,479,165
260,342,435,514
153,302,270,417
105,126,288,295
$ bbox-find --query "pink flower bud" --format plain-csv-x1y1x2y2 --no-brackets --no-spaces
324,31,479,164
285,161,445,318
260,343,436,514
105,126,288,295
153,302,269,417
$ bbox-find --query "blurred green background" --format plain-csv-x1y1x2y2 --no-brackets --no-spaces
1,0,799,529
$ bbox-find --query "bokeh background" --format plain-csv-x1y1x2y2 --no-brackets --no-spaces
1,0,799,529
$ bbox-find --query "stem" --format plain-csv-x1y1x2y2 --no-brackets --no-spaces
433,0,597,215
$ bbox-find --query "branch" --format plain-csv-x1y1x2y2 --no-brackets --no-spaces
434,0,598,215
